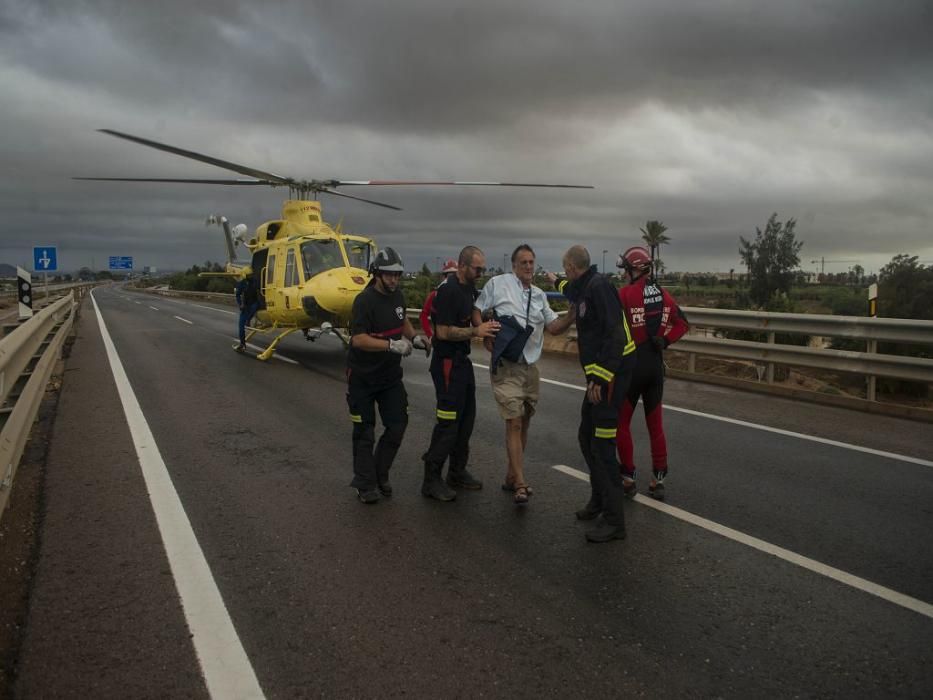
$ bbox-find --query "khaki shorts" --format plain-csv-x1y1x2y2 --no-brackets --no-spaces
490,359,540,420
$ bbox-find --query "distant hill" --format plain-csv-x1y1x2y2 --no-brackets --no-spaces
0,263,17,278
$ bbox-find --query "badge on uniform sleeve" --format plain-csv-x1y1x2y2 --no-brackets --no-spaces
578,301,587,318
395,306,404,320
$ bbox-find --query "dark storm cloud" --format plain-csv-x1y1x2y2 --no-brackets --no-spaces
4,1,932,130
0,0,931,274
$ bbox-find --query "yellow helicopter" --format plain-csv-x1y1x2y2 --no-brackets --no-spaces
77,129,592,360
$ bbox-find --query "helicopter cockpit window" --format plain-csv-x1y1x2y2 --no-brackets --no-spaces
300,239,342,278
345,243,372,271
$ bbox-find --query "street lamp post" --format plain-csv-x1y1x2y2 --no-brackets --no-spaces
602,250,608,273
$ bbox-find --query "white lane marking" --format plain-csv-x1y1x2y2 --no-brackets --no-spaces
663,405,933,468
473,362,933,468
174,316,193,325
91,290,265,699
553,464,933,620
134,301,141,304
149,305,160,311
192,303,237,316
231,338,299,365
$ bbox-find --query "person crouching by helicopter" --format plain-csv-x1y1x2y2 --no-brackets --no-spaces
347,247,431,504
421,246,500,501
615,246,689,501
234,266,260,352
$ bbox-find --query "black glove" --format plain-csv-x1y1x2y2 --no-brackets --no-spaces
650,335,668,352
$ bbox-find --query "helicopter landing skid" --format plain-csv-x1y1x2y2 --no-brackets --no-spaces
256,327,302,362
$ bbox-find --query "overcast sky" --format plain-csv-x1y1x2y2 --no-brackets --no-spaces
1,0,931,276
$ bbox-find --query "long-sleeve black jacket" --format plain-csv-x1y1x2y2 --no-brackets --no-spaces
558,265,635,386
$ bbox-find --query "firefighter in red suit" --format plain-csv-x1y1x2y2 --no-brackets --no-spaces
616,246,689,500
419,259,458,338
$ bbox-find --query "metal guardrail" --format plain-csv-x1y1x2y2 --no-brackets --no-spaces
677,307,933,401
139,290,932,407
145,288,236,303
682,307,933,345
0,293,75,522
0,280,97,299
557,306,933,404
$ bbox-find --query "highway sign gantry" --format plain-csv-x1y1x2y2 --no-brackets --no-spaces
109,256,133,270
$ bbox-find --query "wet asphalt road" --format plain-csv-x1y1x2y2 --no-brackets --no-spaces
14,286,933,698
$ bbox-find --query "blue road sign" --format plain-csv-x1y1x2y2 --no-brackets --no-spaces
33,246,58,272
109,256,134,270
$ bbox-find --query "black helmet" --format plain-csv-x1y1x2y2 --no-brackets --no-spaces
370,246,405,274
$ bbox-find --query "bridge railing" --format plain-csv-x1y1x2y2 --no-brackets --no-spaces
0,293,75,522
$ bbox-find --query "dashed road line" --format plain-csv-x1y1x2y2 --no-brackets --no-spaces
174,316,193,324
149,305,160,311
552,463,933,620
91,289,265,699
192,303,237,316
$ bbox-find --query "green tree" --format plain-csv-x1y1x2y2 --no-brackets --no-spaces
878,255,933,320
738,213,804,307
640,220,670,272
420,262,431,277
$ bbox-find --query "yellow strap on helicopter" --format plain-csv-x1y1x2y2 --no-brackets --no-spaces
349,413,362,423
436,409,457,421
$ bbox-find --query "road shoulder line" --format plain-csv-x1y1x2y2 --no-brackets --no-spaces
91,289,265,699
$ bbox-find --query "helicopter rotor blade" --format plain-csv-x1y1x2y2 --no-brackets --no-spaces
331,180,594,189
73,177,276,185
318,187,402,211
97,129,292,184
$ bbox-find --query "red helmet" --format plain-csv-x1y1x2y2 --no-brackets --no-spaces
617,246,652,275
441,258,458,274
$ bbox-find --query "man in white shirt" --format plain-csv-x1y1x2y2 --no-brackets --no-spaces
473,244,574,504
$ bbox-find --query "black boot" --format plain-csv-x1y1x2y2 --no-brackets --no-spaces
585,520,627,543
446,467,483,490
575,499,601,521
421,463,456,501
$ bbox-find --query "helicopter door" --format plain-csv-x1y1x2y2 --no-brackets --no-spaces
251,248,269,308
283,247,299,311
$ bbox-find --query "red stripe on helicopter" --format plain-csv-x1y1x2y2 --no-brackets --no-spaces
369,326,404,338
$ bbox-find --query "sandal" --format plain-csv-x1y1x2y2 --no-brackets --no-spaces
502,480,533,496
513,484,530,505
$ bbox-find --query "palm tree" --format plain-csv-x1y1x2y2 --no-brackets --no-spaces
640,220,670,274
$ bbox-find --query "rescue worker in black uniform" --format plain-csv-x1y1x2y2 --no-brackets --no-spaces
347,247,430,504
234,266,260,352
421,246,501,501
550,245,636,543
